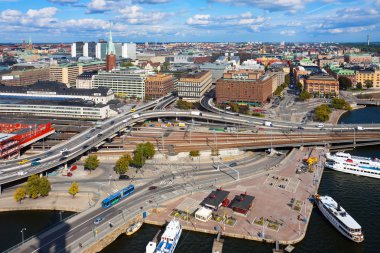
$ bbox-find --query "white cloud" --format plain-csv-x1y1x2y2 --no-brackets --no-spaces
118,5,170,24
48,0,79,4
280,29,296,36
0,7,58,27
186,14,211,25
210,0,308,13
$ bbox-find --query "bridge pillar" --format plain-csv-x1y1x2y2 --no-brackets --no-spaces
0,184,2,196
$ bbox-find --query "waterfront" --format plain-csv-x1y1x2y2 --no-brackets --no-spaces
0,107,380,252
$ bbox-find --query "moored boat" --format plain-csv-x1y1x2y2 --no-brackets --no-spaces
126,221,143,236
314,195,364,243
146,218,182,253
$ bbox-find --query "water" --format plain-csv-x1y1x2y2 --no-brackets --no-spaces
1,107,380,253
0,210,73,252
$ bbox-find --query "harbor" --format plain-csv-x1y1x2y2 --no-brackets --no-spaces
144,146,326,246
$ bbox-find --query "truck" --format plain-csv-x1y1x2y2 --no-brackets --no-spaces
264,121,273,127
190,111,202,116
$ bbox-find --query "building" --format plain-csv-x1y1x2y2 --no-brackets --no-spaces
96,42,107,60
195,207,213,222
304,75,339,97
230,193,254,215
239,59,265,71
327,65,356,85
145,74,176,99
356,70,380,88
106,26,116,72
92,70,148,99
177,71,212,101
114,42,123,59
270,71,285,93
0,122,55,159
49,61,106,87
344,54,372,64
83,42,97,58
121,43,136,59
76,71,98,89
215,70,273,105
200,189,230,211
0,81,114,104
71,42,84,58
199,62,229,84
0,67,49,86
0,98,115,120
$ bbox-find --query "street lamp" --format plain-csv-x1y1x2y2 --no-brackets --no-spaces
21,228,26,243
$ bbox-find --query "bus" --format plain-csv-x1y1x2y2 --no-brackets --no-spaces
101,184,135,208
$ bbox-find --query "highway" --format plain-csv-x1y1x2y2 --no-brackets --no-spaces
8,152,283,253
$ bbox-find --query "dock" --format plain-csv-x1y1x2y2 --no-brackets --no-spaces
212,232,224,253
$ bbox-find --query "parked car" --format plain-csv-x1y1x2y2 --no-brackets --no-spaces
229,162,238,167
94,217,105,225
70,165,78,171
119,174,130,180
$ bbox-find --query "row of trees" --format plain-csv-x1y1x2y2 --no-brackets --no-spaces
338,76,373,90
298,90,311,101
14,175,51,202
114,142,156,174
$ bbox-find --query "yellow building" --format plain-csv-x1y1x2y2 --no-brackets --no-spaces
356,70,380,88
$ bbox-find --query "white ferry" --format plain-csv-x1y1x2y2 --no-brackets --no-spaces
315,195,364,243
326,152,380,169
146,219,182,253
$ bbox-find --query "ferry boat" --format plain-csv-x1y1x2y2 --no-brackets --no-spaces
325,154,380,179
314,195,364,243
326,152,380,169
146,219,182,253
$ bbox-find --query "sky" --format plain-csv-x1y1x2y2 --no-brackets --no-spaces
0,0,379,43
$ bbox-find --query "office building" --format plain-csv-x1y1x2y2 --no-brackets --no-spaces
96,42,107,60
344,54,372,64
145,74,176,99
0,81,114,104
215,70,273,105
304,75,339,97
177,71,212,102
92,70,148,99
199,62,229,84
122,43,137,60
0,67,49,86
71,42,84,58
83,42,97,58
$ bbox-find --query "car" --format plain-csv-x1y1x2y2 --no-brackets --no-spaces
148,186,158,191
229,162,238,167
316,123,324,128
94,217,105,225
18,159,29,165
67,172,73,177
97,133,103,137
85,135,91,139
59,156,67,161
297,126,305,130
110,121,115,125
82,145,89,149
119,174,130,180
90,128,96,133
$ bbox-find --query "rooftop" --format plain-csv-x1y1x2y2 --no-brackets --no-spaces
0,97,107,108
230,193,255,210
201,189,230,209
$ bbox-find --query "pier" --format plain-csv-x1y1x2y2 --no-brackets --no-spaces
212,232,224,253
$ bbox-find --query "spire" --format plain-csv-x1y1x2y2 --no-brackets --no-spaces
107,23,115,55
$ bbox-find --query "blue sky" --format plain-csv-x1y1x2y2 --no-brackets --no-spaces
0,0,379,43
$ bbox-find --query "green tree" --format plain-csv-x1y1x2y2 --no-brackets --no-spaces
314,104,332,122
14,187,26,203
68,181,79,198
238,105,250,115
331,97,352,110
131,142,156,168
229,102,239,113
356,82,363,90
176,100,193,109
26,175,40,199
132,150,144,168
114,154,132,174
364,80,373,89
189,150,200,157
39,177,51,197
144,142,156,159
338,76,352,90
297,81,303,90
121,61,134,68
84,154,100,173
274,86,284,96
284,74,290,85
299,90,311,101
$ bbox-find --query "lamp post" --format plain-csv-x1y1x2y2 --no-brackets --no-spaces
21,228,26,243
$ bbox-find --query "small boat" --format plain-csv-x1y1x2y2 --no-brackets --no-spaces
146,218,182,253
314,195,364,243
126,221,143,236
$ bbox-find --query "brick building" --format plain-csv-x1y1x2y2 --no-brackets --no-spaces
215,70,273,105
304,75,339,97
0,67,49,86
177,71,212,102
344,54,372,64
145,74,176,99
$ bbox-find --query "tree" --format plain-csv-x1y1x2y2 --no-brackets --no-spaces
238,105,250,115
131,142,156,168
299,90,311,101
162,62,170,71
331,97,352,110
297,81,303,90
26,175,40,199
85,154,100,173
284,74,290,85
121,61,134,68
68,181,79,198
114,154,132,174
189,150,200,157
14,187,26,203
144,142,156,159
364,80,373,89
338,76,352,90
39,177,51,197
176,100,193,110
356,82,363,90
229,102,239,113
314,104,332,122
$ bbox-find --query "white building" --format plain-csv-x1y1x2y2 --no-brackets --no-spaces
96,42,108,60
195,207,212,222
122,43,137,60
177,71,212,102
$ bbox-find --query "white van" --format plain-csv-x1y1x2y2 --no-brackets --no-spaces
356,126,364,131
264,121,273,127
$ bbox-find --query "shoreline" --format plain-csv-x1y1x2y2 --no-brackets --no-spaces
331,105,366,125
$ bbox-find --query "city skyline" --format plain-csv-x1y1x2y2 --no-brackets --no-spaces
0,0,379,43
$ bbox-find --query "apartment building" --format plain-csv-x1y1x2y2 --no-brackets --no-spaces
304,75,339,97
145,74,176,99
177,71,212,102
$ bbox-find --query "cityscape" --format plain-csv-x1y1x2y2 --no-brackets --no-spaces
0,1,380,253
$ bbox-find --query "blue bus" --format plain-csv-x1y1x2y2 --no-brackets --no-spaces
101,184,135,208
